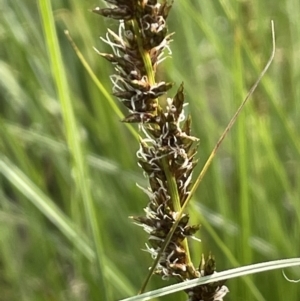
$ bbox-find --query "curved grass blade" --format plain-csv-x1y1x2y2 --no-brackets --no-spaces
139,20,276,294
0,156,135,296
128,258,300,301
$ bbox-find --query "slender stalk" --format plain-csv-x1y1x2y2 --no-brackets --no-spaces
132,19,156,85
123,258,300,301
131,11,193,269
38,1,108,298
140,20,276,293
161,158,192,264
64,30,138,140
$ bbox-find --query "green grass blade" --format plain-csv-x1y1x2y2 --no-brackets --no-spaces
37,0,108,298
0,156,135,296
120,258,300,301
0,156,93,258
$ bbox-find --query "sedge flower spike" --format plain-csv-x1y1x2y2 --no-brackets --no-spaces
93,1,229,300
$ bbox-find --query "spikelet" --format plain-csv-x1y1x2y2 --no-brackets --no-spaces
93,1,228,300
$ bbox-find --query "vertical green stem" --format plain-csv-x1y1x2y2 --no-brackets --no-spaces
132,16,193,293
38,1,108,298
162,159,192,264
132,19,156,84
233,25,251,267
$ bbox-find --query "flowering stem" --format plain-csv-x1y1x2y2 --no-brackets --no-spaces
132,20,155,83
161,158,192,264
132,11,192,268
93,1,226,300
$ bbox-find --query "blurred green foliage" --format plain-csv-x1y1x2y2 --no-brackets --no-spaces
0,0,299,300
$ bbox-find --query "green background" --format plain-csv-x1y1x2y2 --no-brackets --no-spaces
0,0,299,300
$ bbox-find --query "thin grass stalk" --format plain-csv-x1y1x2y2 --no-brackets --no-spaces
64,30,138,140
120,258,300,301
37,0,108,298
141,20,276,293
